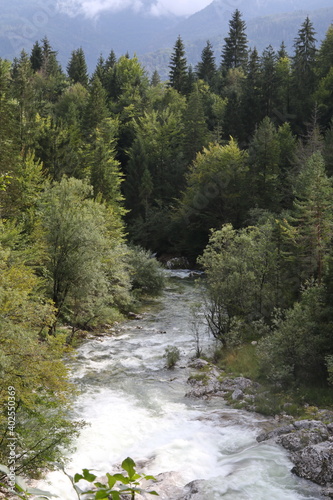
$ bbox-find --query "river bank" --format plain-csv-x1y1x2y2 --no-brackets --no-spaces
186,357,333,498
2,271,329,499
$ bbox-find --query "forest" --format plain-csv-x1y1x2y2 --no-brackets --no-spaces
1,7,333,484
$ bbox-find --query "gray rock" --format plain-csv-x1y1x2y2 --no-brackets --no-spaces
293,420,327,432
292,441,333,485
232,388,244,401
188,359,209,370
278,430,328,452
257,425,295,442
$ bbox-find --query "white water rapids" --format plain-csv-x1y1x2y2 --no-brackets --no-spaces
39,271,324,499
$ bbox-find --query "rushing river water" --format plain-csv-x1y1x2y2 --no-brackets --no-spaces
39,271,324,499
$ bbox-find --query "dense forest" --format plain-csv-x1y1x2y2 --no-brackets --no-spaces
1,8,333,484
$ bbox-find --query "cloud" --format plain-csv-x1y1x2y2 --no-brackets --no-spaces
150,0,212,17
57,0,213,18
57,0,144,18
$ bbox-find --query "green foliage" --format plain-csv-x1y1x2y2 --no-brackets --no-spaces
198,221,282,345
65,457,158,499
257,283,332,386
164,346,180,369
127,246,165,297
38,177,130,330
221,9,248,71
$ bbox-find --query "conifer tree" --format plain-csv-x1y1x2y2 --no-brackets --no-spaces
221,9,248,71
260,45,278,118
30,41,43,72
182,85,209,164
196,40,217,87
169,35,188,94
248,116,281,211
83,75,109,135
241,47,261,140
291,17,317,129
67,47,89,87
150,70,161,87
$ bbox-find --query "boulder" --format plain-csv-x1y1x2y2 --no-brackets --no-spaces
231,389,244,401
291,441,333,485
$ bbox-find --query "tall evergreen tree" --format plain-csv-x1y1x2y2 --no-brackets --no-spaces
248,116,281,211
242,47,261,140
221,9,248,71
196,40,217,87
30,41,43,72
83,75,109,135
67,47,89,87
291,17,317,129
260,45,279,119
169,36,188,94
182,85,209,164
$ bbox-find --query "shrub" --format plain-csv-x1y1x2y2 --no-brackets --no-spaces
164,346,180,369
127,246,165,296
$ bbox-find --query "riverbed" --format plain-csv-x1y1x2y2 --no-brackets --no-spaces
39,271,324,499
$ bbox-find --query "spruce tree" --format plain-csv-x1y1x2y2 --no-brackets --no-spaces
67,47,89,87
260,45,278,119
169,35,188,94
182,85,209,164
221,9,248,71
196,40,217,87
30,41,43,72
241,47,261,140
291,17,317,129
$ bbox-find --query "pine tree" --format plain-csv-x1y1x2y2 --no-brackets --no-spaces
260,45,278,119
221,9,248,71
248,116,281,211
83,75,109,135
67,47,89,87
182,85,209,164
196,40,217,87
291,151,333,283
40,36,63,78
241,47,261,140
291,17,317,129
150,70,161,87
30,41,43,72
10,50,37,149
169,35,188,94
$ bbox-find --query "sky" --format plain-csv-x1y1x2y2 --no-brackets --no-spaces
56,0,214,18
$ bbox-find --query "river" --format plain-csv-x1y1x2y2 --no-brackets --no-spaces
39,271,324,499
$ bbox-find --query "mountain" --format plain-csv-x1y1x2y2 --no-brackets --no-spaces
141,6,333,79
0,0,332,79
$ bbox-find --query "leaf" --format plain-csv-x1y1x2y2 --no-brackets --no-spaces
82,469,97,482
110,492,120,500
74,473,84,483
113,473,129,484
148,491,159,496
143,475,157,481
94,481,107,488
106,473,117,489
121,457,136,478
95,490,109,499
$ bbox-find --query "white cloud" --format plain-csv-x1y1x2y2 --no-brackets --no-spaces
57,0,213,18
57,0,144,18
150,0,212,17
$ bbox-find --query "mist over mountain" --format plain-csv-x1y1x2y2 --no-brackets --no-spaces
0,0,332,78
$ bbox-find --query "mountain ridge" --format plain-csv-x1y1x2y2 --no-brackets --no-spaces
0,0,332,78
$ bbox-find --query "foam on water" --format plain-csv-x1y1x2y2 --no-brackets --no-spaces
38,274,323,500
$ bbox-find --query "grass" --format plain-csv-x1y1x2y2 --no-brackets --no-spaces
219,344,261,380
210,342,333,417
